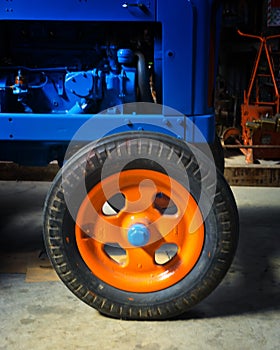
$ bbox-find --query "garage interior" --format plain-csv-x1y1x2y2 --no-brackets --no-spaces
0,1,279,349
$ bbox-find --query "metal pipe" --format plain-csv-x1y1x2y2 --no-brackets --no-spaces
223,144,280,149
135,52,153,103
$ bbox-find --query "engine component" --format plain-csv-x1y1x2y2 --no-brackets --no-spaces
0,47,146,114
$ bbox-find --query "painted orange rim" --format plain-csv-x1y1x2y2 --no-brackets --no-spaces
75,169,204,293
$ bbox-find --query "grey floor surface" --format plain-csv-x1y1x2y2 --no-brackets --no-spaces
0,181,279,350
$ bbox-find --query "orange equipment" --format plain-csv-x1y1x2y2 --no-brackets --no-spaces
238,30,280,163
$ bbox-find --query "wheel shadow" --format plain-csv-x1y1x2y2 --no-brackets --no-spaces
181,198,280,319
0,181,49,252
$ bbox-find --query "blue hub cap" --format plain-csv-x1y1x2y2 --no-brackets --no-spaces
127,223,150,247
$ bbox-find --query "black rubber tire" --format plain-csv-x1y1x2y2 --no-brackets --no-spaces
210,134,225,173
43,132,238,320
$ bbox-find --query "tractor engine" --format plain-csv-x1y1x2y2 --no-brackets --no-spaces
0,22,154,115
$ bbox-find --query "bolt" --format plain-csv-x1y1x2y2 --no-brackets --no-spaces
177,118,184,126
162,118,171,126
127,223,150,247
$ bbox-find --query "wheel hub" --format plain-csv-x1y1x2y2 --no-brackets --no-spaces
127,223,150,247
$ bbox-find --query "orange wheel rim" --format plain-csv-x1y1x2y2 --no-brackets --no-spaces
75,169,204,293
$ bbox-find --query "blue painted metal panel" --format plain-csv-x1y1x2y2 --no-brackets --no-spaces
157,0,194,115
192,0,220,115
188,114,215,143
0,0,155,21
157,0,220,116
0,113,186,141
0,113,215,143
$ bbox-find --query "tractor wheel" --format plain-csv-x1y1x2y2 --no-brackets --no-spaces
43,132,238,320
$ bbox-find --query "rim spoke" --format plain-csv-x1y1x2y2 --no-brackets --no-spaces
78,215,126,245
125,245,160,272
122,179,158,213
152,214,183,242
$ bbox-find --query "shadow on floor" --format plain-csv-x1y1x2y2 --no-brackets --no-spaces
180,204,280,319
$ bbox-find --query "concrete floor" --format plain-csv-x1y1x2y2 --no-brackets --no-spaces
0,181,279,350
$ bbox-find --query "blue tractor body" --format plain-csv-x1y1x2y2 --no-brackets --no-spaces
0,0,220,165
